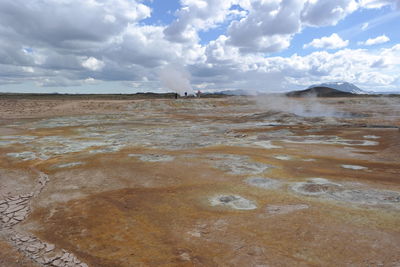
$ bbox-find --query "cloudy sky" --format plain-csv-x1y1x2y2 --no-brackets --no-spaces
0,0,399,94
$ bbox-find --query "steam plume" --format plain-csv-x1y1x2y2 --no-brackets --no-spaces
159,64,193,96
255,94,340,117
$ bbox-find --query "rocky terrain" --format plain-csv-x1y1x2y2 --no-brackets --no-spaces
0,95,399,266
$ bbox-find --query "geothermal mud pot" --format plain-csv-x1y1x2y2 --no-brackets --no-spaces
1,96,400,266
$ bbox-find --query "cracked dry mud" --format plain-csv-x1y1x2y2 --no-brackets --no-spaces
1,171,88,267
1,96,400,266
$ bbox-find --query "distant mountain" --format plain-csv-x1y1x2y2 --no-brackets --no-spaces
285,82,372,97
307,82,367,94
370,91,400,95
286,87,356,97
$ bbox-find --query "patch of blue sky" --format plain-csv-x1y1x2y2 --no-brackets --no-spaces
339,7,399,48
278,7,399,58
22,47,34,54
141,0,180,26
198,26,226,45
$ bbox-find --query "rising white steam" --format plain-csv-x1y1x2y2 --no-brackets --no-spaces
255,94,341,117
159,64,193,96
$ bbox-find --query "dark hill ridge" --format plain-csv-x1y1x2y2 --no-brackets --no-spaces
286,86,356,97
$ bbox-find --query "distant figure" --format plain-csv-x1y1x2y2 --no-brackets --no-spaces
196,90,201,98
184,92,187,97
174,93,178,99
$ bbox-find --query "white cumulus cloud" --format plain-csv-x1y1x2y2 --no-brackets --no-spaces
227,0,304,53
81,57,105,71
300,0,358,26
163,0,243,43
358,35,390,46
0,0,399,93
303,33,349,50
358,0,399,9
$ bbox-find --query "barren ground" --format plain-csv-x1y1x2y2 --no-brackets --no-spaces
1,96,399,267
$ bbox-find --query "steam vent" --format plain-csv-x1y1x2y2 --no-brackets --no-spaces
1,95,400,266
